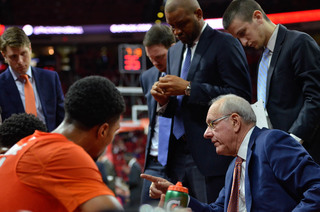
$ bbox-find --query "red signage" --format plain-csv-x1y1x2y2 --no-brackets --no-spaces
118,44,146,73
0,25,5,36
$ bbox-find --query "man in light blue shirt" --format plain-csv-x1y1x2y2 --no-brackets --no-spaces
0,26,64,131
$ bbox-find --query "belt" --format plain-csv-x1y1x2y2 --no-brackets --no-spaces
174,134,187,142
148,155,158,162
180,134,187,142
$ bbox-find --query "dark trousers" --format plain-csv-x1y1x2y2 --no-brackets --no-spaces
166,136,208,203
205,175,226,203
166,135,226,203
141,136,226,206
140,156,169,206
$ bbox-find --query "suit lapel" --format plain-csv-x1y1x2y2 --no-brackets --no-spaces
150,71,161,126
3,70,24,112
169,42,184,76
266,25,286,104
244,127,261,212
187,25,213,81
225,158,235,208
31,67,44,111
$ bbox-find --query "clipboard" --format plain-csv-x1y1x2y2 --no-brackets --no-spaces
251,100,272,129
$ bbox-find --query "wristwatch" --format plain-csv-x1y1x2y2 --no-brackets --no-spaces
185,82,191,96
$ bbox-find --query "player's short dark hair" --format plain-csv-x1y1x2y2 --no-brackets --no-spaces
64,76,125,129
0,113,47,148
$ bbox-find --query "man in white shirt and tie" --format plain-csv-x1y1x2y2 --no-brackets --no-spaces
142,94,320,211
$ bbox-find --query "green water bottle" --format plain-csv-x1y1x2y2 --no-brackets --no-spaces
164,181,189,211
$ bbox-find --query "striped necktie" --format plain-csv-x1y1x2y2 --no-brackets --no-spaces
257,48,271,107
227,156,243,212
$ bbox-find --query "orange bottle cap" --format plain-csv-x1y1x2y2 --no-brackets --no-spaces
167,181,189,194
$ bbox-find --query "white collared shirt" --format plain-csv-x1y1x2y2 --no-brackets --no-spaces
180,22,208,71
263,24,279,68
237,127,254,212
149,116,160,156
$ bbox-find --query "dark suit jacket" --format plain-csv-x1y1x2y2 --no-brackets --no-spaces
164,25,252,176
0,67,65,131
266,24,320,163
139,66,160,170
189,127,320,211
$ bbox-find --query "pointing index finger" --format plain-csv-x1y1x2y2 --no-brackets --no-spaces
140,174,161,183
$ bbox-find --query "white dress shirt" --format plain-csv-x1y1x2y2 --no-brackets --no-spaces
237,127,254,212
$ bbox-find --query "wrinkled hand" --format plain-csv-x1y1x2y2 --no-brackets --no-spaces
150,81,169,106
158,75,189,96
140,173,173,199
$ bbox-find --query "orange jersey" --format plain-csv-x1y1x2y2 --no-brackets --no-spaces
0,131,115,212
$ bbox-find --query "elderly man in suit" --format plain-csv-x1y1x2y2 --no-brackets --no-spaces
0,27,64,132
142,94,320,211
222,0,320,164
151,0,252,203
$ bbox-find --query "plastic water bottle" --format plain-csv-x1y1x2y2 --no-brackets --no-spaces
164,181,189,211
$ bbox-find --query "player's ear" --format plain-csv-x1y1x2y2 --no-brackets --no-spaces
97,122,109,139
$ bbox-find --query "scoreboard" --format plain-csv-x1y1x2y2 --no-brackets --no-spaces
118,44,146,74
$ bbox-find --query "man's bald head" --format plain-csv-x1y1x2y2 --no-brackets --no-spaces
165,0,200,14
164,0,204,46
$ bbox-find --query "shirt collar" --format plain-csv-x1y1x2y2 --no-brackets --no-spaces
266,24,279,53
9,66,33,81
237,127,254,161
186,22,207,49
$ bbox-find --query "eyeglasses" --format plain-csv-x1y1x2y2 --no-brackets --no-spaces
207,114,231,129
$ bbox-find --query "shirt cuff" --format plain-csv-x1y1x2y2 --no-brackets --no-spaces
290,133,304,144
157,102,168,114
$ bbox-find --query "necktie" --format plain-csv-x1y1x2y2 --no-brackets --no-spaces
173,47,191,140
158,116,172,166
257,48,271,107
158,72,172,166
227,156,243,212
21,74,37,116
